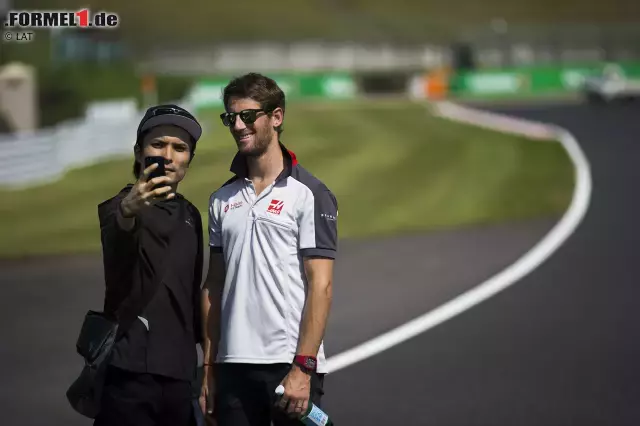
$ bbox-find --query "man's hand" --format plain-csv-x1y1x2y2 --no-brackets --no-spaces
121,162,174,217
276,365,311,418
199,365,216,425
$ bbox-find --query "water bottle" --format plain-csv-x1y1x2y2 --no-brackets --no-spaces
275,385,334,426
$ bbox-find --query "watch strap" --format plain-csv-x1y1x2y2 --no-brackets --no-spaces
293,355,317,373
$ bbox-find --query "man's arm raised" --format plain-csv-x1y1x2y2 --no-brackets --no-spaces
117,162,174,230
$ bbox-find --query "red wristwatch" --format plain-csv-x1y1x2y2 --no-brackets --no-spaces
293,355,317,374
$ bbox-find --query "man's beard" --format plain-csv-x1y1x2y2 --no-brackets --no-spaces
237,125,274,157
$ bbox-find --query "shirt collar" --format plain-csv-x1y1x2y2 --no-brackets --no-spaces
229,141,298,181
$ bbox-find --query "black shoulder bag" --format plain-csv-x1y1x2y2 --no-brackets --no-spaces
66,206,184,419
65,302,157,418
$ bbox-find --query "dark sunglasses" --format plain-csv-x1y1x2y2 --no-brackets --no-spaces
146,106,196,121
220,108,273,127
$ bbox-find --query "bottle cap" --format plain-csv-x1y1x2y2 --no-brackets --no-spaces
275,385,285,396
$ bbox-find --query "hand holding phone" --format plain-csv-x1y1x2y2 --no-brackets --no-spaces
144,156,167,183
120,156,174,218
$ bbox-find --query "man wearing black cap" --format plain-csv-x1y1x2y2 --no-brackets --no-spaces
94,104,206,426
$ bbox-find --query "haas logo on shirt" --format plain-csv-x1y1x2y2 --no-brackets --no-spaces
267,199,284,215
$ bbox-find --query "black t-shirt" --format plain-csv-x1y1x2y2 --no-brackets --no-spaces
98,185,204,381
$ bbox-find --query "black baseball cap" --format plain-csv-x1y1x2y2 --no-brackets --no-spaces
137,104,202,144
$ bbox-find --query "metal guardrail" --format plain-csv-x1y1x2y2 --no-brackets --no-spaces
0,117,138,188
0,99,194,189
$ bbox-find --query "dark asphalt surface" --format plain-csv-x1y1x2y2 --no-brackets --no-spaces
0,218,553,426
2,101,638,426
322,102,640,425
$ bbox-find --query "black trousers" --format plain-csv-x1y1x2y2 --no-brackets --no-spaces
214,363,326,426
94,366,195,426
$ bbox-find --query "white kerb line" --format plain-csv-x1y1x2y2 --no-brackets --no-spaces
325,102,593,374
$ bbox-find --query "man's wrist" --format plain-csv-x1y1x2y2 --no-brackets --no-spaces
119,199,135,218
293,355,317,374
291,363,313,379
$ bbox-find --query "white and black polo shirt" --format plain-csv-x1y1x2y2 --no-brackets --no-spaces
208,143,338,373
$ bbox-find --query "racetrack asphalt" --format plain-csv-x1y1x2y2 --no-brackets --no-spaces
322,101,640,425
0,217,554,426
2,101,638,426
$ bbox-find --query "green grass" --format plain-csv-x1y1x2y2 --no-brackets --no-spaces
0,99,574,259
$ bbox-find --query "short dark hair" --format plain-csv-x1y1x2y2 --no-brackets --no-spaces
223,72,286,136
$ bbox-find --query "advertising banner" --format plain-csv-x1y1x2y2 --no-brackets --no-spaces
449,61,640,98
186,79,227,109
188,72,357,110
299,73,357,99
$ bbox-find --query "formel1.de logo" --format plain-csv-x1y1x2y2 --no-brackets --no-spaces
4,9,119,29
3,9,119,42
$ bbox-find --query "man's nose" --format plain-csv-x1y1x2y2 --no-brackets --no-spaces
158,147,173,163
233,115,247,131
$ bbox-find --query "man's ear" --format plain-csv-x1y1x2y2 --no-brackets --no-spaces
271,107,284,128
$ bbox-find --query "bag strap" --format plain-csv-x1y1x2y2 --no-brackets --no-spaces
115,203,187,338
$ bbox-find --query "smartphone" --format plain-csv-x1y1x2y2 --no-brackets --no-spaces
144,156,167,187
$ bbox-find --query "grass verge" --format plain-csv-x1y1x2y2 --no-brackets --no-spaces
0,100,574,259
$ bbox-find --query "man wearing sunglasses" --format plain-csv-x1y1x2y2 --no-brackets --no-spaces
94,104,206,426
201,73,338,425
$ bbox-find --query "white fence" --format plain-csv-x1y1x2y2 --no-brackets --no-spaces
0,99,193,189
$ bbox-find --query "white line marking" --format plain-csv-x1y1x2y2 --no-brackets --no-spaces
325,101,592,374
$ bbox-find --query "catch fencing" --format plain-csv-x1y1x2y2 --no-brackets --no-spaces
0,99,193,189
